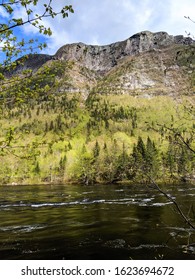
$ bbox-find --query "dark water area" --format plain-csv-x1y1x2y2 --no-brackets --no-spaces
0,183,195,260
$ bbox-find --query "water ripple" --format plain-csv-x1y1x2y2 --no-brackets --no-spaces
0,224,46,233
0,197,175,208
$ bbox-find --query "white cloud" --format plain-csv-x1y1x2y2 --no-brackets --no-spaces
42,0,175,53
2,0,194,56
0,6,10,19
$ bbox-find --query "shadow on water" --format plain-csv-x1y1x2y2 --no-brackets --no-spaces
0,184,195,259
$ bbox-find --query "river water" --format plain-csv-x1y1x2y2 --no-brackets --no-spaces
0,183,195,260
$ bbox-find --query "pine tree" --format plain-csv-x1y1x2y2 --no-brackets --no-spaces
36,107,40,116
86,122,91,143
146,137,155,165
33,161,40,174
45,121,48,133
68,142,72,150
105,119,109,129
93,140,100,158
178,147,191,176
59,155,67,174
145,137,159,177
115,143,131,180
132,144,143,167
166,141,176,176
49,120,54,131
103,142,108,151
137,136,146,159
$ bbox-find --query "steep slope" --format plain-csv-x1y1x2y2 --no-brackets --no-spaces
93,44,195,96
2,31,195,99
0,31,195,185
55,31,193,74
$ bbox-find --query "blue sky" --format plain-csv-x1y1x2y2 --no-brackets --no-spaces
0,0,195,58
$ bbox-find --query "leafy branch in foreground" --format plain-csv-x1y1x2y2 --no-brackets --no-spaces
0,127,45,159
0,0,74,67
0,2,74,157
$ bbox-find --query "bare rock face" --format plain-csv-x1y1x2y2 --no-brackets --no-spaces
95,43,195,96
6,31,195,96
54,31,194,73
8,31,194,75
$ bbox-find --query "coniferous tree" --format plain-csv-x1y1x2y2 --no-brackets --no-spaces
145,137,159,177
103,142,108,151
49,120,54,131
68,142,72,150
58,155,67,178
45,121,48,133
131,137,149,180
137,136,146,160
132,143,143,169
177,146,193,177
86,122,91,143
93,140,100,158
115,143,132,180
33,161,40,174
166,140,177,176
105,118,109,129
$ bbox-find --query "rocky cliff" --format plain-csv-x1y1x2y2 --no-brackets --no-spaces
54,31,194,74
5,31,195,96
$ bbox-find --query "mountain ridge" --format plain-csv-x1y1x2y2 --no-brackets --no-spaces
4,30,195,98
11,30,194,74
54,31,194,73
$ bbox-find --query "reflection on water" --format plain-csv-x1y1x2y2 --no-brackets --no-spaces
0,184,195,260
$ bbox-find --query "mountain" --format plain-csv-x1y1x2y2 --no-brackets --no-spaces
54,31,193,73
7,31,195,97
0,31,195,185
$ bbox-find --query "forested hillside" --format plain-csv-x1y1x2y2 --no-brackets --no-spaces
0,31,194,185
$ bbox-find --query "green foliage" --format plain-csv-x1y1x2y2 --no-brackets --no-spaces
0,4,194,184
0,84,194,184
0,0,74,67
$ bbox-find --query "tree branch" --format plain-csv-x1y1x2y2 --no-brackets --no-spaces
0,1,73,33
148,177,195,230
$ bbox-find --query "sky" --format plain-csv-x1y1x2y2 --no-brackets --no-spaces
0,0,195,57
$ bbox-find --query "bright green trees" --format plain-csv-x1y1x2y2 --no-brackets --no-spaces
69,144,95,185
0,1,74,152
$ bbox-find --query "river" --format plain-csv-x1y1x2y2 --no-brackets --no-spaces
0,183,195,260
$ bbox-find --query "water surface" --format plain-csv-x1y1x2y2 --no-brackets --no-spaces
0,184,195,259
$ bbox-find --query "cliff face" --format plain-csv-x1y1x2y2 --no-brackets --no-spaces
54,31,194,73
94,44,195,96
6,31,195,96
